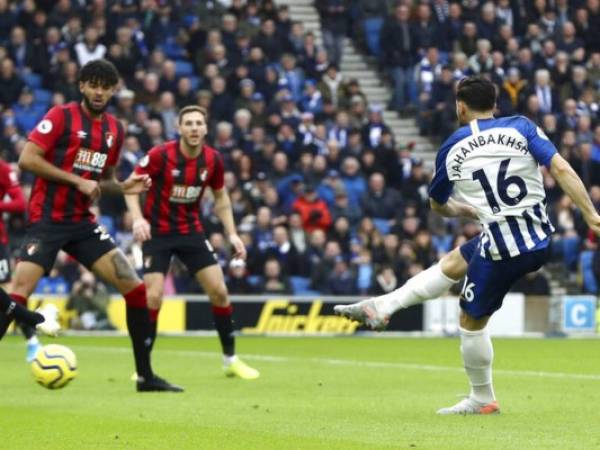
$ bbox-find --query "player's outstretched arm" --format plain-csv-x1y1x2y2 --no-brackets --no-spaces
550,153,600,235
124,189,151,242
212,187,247,260
430,197,478,220
19,141,99,199
99,167,151,196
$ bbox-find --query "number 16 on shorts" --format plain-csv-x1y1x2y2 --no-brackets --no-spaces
461,277,475,302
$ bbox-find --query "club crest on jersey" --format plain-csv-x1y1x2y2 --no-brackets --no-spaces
199,169,208,182
105,132,115,148
26,241,40,256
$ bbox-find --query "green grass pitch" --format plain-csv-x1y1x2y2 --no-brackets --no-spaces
1,335,600,449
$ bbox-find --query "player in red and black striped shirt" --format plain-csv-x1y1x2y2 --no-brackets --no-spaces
126,106,259,379
7,60,181,392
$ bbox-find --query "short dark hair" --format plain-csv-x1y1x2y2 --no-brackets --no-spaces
78,59,119,87
456,75,497,111
178,105,208,124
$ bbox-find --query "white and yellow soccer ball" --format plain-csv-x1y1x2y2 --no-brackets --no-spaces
31,344,78,389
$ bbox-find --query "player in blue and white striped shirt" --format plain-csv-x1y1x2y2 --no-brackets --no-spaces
335,75,600,415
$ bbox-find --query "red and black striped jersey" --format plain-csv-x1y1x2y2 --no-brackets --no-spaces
134,140,224,235
0,160,25,244
27,102,124,224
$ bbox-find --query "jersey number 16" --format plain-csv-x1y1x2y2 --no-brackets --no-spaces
472,158,527,213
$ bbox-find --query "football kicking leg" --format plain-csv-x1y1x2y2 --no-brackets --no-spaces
195,265,259,380
335,245,468,329
7,261,60,340
91,249,182,392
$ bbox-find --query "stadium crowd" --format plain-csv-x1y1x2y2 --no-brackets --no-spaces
0,0,598,299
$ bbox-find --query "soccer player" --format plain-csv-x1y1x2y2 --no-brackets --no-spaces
335,75,600,414
0,159,41,359
125,105,259,380
12,59,182,392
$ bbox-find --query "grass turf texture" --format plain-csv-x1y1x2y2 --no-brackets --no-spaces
1,336,600,449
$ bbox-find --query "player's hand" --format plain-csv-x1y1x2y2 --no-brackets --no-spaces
122,173,152,195
77,178,101,201
228,233,247,260
132,217,151,242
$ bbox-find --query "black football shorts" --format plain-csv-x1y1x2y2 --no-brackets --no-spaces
142,232,218,275
0,242,11,284
20,221,117,274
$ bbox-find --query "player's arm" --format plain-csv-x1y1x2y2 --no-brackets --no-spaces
124,189,151,242
212,187,247,260
99,166,151,196
19,141,101,200
430,197,478,219
0,168,25,213
549,154,600,234
428,137,478,220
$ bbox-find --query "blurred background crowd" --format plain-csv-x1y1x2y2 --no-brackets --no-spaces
0,0,599,301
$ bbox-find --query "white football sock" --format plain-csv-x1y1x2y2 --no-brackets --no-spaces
223,354,238,366
374,264,458,317
460,327,495,404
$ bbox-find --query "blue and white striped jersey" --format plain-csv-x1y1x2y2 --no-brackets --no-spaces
429,116,557,260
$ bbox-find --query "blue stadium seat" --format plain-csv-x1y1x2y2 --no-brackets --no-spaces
22,72,42,89
580,251,598,294
290,276,319,296
162,41,186,60
373,218,390,235
188,75,200,90
247,275,262,288
35,276,69,295
33,89,53,105
175,60,194,77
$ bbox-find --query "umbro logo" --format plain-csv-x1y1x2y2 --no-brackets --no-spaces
172,169,180,176
77,130,87,139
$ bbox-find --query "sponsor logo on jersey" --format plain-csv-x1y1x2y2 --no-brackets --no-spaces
139,155,149,168
169,184,201,203
73,148,108,173
77,130,88,139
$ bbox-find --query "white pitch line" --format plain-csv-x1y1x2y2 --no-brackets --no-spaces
71,345,600,382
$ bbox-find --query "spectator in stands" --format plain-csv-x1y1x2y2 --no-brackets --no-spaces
74,26,106,66
326,255,357,295
380,4,417,113
358,0,388,57
227,259,255,295
293,183,332,233
316,0,348,67
259,258,292,295
66,271,113,331
0,58,24,107
369,265,398,296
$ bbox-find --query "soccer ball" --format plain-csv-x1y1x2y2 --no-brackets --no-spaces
31,344,78,389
